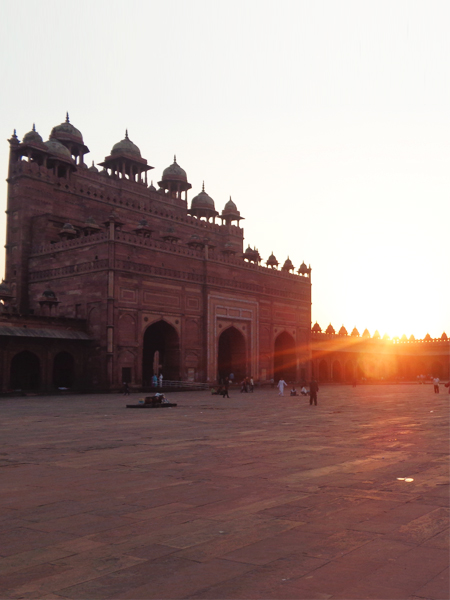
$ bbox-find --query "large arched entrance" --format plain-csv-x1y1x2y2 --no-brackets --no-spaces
319,359,328,381
274,332,297,382
430,360,444,379
142,321,180,385
332,360,342,382
345,360,355,382
217,327,247,382
53,352,75,388
10,351,40,390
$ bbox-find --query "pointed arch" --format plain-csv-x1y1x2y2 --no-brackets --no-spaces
332,360,342,382
53,351,75,388
10,351,40,390
217,326,247,382
142,320,180,385
274,331,297,382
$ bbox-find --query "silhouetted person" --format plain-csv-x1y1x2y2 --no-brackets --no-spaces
122,382,130,396
222,377,230,398
309,379,319,405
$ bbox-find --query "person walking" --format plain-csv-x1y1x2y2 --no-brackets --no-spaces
277,378,287,396
309,379,319,405
159,373,163,388
222,377,230,398
433,377,440,393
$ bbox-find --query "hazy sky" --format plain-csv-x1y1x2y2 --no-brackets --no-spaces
1,0,449,339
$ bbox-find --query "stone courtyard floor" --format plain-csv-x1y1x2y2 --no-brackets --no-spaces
0,384,449,600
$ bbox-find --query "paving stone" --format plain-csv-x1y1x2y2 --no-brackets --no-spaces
412,566,449,600
0,385,448,599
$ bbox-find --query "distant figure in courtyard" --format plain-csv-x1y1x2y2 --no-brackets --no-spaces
122,382,130,396
222,377,230,398
229,372,234,383
290,387,298,396
250,377,254,392
277,378,287,396
240,378,248,393
301,386,308,396
445,381,450,394
159,373,163,387
152,374,157,387
309,379,319,405
433,377,440,393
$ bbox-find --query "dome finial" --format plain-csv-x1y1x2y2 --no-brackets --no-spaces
32,123,36,131
202,181,205,192
66,112,70,123
174,154,177,163
125,129,129,139
91,160,95,167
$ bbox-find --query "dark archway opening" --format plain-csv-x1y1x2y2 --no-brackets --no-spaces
142,321,180,385
319,359,328,381
274,332,297,382
332,360,342,382
345,360,355,382
431,360,444,379
10,351,40,390
218,327,247,382
53,352,75,388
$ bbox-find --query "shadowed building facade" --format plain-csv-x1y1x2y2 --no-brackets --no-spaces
0,117,312,392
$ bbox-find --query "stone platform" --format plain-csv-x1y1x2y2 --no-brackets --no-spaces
0,384,448,599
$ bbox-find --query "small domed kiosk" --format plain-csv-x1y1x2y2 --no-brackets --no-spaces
266,252,279,269
50,113,89,165
220,197,244,226
243,246,261,264
188,183,218,222
282,257,294,272
158,156,192,201
17,124,48,167
99,130,153,185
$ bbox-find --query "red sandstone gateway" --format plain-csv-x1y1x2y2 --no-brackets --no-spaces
0,116,312,392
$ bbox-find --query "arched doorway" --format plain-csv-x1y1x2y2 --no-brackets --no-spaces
53,352,75,388
345,360,355,382
430,360,444,379
217,327,247,382
274,332,297,382
332,360,342,382
319,359,328,381
10,351,40,390
142,321,180,385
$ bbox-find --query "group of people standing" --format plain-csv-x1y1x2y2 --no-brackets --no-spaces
151,374,164,387
240,377,254,393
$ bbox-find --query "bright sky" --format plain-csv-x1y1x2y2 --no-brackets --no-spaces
1,0,449,339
